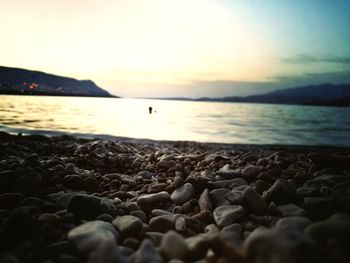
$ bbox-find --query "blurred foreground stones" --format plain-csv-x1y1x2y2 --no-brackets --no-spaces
0,131,350,262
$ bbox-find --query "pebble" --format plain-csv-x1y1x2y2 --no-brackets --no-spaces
112,215,143,237
134,239,164,263
277,203,307,217
68,221,123,262
137,192,171,206
67,194,102,221
159,231,189,260
241,165,261,179
242,186,266,215
276,216,311,231
262,179,296,205
213,205,244,228
148,215,176,233
198,188,212,212
171,183,195,205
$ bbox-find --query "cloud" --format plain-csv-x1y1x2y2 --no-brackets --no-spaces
281,54,350,64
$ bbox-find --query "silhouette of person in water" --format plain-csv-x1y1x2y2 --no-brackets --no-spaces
149,106,153,114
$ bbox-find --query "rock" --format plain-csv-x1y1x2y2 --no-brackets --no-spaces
175,216,186,232
136,170,155,179
112,215,143,237
134,239,164,263
257,158,269,166
148,215,176,233
68,220,125,263
241,165,261,180
67,194,101,221
213,205,244,228
171,183,195,205
242,187,266,215
159,231,189,260
186,234,210,261
305,213,350,244
222,223,242,236
14,172,42,195
244,227,325,263
122,237,140,250
130,210,147,223
210,189,231,208
262,179,296,205
137,192,171,207
225,191,244,205
277,204,307,217
96,214,114,222
214,179,246,189
276,216,311,231
38,213,61,224
0,193,24,209
218,165,241,179
198,189,212,212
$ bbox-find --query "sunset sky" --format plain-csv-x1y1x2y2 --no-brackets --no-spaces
1,0,350,97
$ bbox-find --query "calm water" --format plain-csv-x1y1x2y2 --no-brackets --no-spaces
0,95,349,146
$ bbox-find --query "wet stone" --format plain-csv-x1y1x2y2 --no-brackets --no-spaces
241,165,261,180
148,215,176,233
160,231,189,260
137,192,171,207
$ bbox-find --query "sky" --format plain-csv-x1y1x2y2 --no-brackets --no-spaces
1,0,350,97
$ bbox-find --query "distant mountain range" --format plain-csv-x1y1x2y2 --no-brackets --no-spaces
0,66,114,97
161,83,350,107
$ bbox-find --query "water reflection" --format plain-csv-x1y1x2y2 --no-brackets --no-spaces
0,95,350,146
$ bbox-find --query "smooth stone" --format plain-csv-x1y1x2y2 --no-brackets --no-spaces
38,213,61,224
242,187,266,215
244,227,325,263
159,231,189,260
96,214,114,222
186,234,210,261
136,170,155,179
134,239,164,263
175,216,186,232
225,191,244,205
218,165,241,179
137,192,171,206
241,165,261,179
112,215,143,237
148,215,176,233
198,189,212,212
67,194,102,221
222,223,242,236
130,210,147,223
210,188,231,208
276,216,311,231
14,172,42,195
277,203,307,217
214,179,246,189
122,237,140,250
257,158,269,166
171,183,195,205
213,205,244,228
68,220,125,263
305,213,350,243
262,179,296,205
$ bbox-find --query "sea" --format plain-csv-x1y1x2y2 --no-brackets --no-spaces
0,95,349,146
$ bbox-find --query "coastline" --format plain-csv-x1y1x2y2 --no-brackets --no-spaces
0,131,349,262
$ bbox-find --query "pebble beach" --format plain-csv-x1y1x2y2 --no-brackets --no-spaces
0,131,350,263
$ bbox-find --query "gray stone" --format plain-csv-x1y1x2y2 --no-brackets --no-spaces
149,215,176,233
136,170,155,179
213,205,244,228
277,203,307,217
68,221,125,263
134,239,163,263
263,179,296,205
113,215,143,237
137,192,171,206
244,227,324,263
171,183,195,205
276,216,311,231
241,165,261,179
242,186,266,215
198,189,212,212
210,188,231,208
160,231,189,260
186,234,210,261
